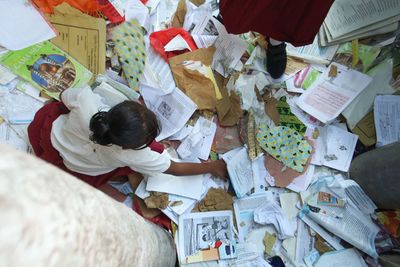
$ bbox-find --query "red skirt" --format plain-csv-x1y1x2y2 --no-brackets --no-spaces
219,0,334,46
28,102,164,188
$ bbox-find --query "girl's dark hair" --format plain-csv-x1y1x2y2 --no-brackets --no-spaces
89,101,160,149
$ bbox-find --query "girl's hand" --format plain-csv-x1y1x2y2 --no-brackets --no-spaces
209,160,228,180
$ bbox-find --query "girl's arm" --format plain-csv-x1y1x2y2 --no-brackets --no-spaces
164,159,228,180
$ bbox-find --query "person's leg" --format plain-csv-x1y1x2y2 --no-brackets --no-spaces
267,37,287,79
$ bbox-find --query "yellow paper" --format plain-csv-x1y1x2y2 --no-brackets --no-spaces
47,3,106,75
263,232,277,255
352,39,359,68
351,112,376,146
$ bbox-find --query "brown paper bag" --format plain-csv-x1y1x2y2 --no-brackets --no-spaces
169,46,218,110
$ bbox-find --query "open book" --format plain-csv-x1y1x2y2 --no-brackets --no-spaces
319,0,400,46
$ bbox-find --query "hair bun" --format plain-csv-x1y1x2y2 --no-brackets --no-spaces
89,111,112,145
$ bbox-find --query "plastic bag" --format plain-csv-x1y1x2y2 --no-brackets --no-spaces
149,28,198,61
33,0,103,14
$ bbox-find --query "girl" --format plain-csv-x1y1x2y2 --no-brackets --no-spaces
28,86,227,188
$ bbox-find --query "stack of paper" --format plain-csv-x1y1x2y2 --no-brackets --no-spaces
319,0,400,46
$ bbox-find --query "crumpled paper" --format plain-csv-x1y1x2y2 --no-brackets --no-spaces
254,202,296,240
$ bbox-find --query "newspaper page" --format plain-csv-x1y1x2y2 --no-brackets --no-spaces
324,0,400,39
233,193,269,241
373,95,400,147
178,211,237,264
297,63,372,124
140,85,197,141
337,179,377,215
301,178,380,258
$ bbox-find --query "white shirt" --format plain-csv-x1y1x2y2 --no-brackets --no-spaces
51,86,171,176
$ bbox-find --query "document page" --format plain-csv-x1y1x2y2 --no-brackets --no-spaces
373,95,400,147
47,3,107,74
225,147,254,198
322,125,358,172
0,0,56,50
297,63,372,123
140,85,197,141
233,194,269,241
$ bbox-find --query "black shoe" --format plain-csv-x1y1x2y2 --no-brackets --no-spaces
267,256,286,267
267,41,287,79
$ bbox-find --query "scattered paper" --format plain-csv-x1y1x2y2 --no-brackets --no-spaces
140,85,197,141
254,201,296,240
373,95,400,147
146,171,205,200
297,63,372,124
0,0,56,50
322,125,358,172
164,34,193,52
314,248,367,267
301,177,380,258
233,193,269,241
342,59,394,129
142,47,176,94
0,122,30,152
177,117,217,160
224,147,254,198
287,36,338,65
169,46,218,110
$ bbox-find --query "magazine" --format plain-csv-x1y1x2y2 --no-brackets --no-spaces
178,211,237,264
0,41,92,100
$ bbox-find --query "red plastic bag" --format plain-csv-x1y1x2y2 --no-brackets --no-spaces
149,28,198,61
98,1,125,24
32,0,103,14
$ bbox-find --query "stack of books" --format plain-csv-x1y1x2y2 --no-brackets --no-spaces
319,0,400,46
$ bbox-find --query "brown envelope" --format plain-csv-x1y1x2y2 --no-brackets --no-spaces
215,72,242,126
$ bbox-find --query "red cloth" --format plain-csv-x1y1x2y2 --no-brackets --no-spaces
28,102,164,188
219,0,334,46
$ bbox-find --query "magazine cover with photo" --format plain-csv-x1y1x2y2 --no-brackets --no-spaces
0,41,92,100
178,211,236,264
